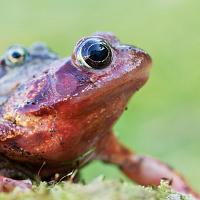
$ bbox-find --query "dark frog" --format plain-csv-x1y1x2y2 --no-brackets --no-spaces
0,32,198,198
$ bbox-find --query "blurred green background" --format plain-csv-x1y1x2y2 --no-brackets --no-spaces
1,0,200,192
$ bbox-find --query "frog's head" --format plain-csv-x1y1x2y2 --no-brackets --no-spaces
3,32,152,116
1,32,152,163
72,32,152,101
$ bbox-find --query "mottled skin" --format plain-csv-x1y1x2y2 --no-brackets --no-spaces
0,33,199,198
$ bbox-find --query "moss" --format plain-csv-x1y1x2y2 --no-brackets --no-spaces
0,177,194,200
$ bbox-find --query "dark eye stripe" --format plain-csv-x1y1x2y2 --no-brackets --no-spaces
0,65,6,78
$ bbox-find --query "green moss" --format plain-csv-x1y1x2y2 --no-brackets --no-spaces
0,178,193,200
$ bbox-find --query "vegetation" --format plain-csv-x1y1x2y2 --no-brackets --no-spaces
0,178,193,200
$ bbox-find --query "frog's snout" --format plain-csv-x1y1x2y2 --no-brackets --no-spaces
119,44,152,67
128,45,152,65
120,45,152,87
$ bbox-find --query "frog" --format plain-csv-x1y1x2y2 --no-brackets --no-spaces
0,32,199,198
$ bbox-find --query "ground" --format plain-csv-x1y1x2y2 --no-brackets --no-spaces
0,178,193,200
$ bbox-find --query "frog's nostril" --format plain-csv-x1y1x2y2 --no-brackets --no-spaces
129,46,152,64
136,50,152,65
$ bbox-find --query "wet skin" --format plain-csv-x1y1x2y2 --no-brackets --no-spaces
0,32,199,198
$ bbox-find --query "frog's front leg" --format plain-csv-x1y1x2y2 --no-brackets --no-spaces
0,155,32,192
96,132,200,199
0,176,32,192
0,123,33,192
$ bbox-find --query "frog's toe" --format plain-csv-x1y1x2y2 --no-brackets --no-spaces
0,176,32,192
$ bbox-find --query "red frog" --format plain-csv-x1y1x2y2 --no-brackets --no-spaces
0,32,199,198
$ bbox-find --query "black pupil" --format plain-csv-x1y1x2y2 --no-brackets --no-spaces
80,39,112,69
88,43,108,62
12,51,22,59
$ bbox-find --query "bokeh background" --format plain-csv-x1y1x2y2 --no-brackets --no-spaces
1,0,199,192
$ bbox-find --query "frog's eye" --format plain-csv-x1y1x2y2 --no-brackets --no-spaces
76,38,112,69
4,46,29,67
